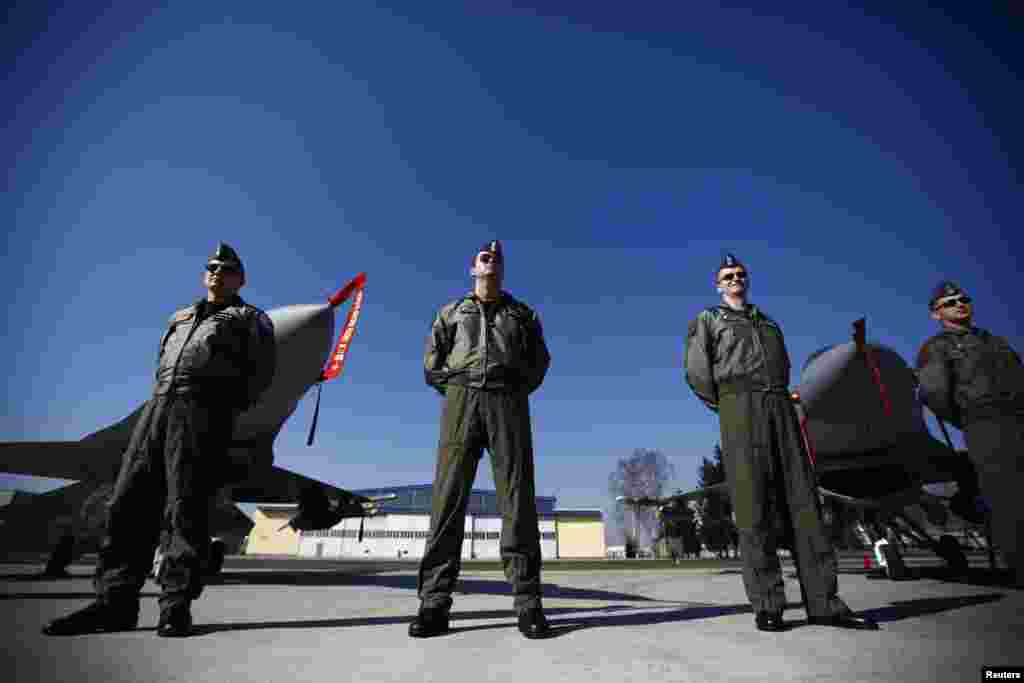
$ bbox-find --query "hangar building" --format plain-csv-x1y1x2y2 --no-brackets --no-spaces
246,484,605,560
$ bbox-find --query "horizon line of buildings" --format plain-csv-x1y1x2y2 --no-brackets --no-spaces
246,484,607,560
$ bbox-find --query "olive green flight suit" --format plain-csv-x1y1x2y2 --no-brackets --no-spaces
685,304,849,617
917,327,1024,581
419,292,550,613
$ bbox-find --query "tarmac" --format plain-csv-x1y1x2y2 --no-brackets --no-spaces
2,553,1021,683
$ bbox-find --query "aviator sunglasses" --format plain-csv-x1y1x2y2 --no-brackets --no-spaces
478,253,501,264
206,263,240,275
936,295,972,309
719,271,747,282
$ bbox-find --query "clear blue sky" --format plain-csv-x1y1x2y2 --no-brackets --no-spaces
3,2,1021,515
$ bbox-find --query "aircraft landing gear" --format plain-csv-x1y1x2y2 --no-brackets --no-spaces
936,534,968,574
875,540,909,580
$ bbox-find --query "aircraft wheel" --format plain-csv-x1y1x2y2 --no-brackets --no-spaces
937,534,968,573
205,539,226,576
880,543,908,580
150,547,166,580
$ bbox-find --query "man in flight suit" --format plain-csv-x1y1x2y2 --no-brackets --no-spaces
684,254,878,631
44,243,276,637
916,281,1023,585
410,240,552,639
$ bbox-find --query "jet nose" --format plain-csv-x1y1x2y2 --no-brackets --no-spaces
271,302,335,384
798,342,858,416
233,302,334,439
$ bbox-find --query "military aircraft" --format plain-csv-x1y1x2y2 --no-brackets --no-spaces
620,319,993,578
0,273,394,575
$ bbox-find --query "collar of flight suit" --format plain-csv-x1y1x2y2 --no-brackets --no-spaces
941,325,985,338
716,303,762,320
465,290,508,305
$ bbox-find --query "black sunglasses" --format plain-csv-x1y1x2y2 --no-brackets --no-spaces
478,253,501,264
206,263,239,275
936,296,971,309
719,271,747,282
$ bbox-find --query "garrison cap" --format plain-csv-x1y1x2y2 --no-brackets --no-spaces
471,239,504,266
208,242,244,275
715,252,746,280
929,280,964,308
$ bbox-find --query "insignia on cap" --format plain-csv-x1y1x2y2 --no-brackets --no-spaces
929,280,963,307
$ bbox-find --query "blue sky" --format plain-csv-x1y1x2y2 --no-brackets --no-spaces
3,2,1021,516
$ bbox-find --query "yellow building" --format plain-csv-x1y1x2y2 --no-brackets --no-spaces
246,504,301,556
244,492,606,560
554,509,606,559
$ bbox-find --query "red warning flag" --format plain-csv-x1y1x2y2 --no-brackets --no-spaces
307,273,367,446
321,272,366,382
852,318,893,417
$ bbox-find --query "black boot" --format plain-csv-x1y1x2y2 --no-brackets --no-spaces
755,611,787,632
41,535,75,578
408,607,449,638
517,607,551,639
42,600,139,636
157,602,194,637
949,491,985,525
807,611,879,630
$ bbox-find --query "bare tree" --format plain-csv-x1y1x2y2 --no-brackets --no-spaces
608,448,677,554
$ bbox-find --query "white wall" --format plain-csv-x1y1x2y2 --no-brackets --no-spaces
299,513,558,560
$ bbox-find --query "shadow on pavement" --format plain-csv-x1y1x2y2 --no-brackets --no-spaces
0,591,161,601
857,593,1004,623
491,603,754,638
211,571,662,603
903,567,1019,588
16,593,1004,635
186,602,751,638
0,572,93,582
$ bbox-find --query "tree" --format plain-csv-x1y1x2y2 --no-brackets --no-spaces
696,444,738,558
608,448,677,553
681,519,703,559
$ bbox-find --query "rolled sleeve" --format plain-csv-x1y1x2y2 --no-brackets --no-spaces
684,312,719,413
523,311,550,395
423,309,451,395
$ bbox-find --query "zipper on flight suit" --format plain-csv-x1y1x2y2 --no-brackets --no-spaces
476,298,489,390
750,308,767,376
168,306,204,393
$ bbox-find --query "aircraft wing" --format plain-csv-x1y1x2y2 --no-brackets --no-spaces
1,403,146,482
2,402,278,487
228,464,363,504
619,484,730,508
0,441,122,482
231,464,397,532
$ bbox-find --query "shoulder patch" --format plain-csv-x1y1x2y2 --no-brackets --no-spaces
506,300,535,322
440,298,467,319
256,311,274,335
915,341,935,368
170,308,194,324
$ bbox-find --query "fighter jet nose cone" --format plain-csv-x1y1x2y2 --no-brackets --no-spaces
235,301,335,437
798,343,858,414
272,303,333,339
